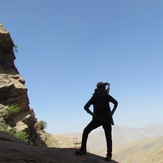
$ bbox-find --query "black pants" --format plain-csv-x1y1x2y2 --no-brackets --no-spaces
81,117,112,157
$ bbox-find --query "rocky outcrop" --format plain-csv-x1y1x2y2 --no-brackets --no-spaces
0,24,17,74
0,23,44,145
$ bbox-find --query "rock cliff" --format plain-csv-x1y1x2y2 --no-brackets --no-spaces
0,23,45,146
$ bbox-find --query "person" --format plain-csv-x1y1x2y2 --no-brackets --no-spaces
76,82,118,161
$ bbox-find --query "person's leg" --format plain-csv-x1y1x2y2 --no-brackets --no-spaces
76,119,101,154
102,120,112,160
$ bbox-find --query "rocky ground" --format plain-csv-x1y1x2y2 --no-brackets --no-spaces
0,131,118,163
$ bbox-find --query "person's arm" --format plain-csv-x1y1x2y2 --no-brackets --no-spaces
84,97,94,116
109,95,118,115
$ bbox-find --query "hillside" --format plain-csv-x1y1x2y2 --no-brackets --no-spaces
114,136,163,163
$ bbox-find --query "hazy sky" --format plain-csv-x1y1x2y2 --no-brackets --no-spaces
1,0,163,134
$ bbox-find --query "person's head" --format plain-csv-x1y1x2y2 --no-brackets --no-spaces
96,82,109,95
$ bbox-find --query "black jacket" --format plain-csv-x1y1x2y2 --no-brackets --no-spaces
84,89,118,124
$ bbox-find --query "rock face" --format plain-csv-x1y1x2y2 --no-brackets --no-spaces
0,23,44,145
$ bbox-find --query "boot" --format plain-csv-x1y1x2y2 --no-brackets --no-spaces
104,156,111,161
75,147,87,155
104,153,112,161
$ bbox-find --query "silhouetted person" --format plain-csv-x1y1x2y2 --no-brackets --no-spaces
76,82,118,161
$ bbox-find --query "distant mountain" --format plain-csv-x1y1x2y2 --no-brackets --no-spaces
113,124,163,145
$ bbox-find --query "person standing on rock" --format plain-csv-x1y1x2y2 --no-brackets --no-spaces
76,82,118,161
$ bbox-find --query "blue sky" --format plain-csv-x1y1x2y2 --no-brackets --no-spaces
1,0,163,134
